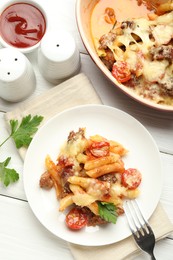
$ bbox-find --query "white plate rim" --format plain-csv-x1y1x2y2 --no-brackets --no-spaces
23,104,163,246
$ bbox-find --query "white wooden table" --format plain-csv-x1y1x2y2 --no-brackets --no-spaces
0,1,173,259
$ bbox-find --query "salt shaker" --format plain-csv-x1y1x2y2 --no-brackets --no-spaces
0,48,36,102
37,30,81,84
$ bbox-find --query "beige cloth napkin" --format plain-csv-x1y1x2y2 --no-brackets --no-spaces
4,73,102,158
69,204,173,260
4,73,173,260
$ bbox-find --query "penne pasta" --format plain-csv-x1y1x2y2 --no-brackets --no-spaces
69,183,86,194
69,184,98,208
68,177,110,200
88,202,99,215
59,193,73,211
84,154,120,171
76,153,88,163
39,128,142,229
45,155,62,198
109,140,128,156
86,161,125,178
68,177,93,189
72,193,96,207
125,188,140,199
68,176,110,193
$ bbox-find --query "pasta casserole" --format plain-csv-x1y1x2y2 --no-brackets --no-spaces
91,0,173,106
39,128,142,230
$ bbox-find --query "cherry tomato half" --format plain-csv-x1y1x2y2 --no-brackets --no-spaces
112,61,131,83
65,208,88,230
121,168,142,189
89,141,110,157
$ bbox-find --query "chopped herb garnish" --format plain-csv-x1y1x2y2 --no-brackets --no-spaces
98,201,118,224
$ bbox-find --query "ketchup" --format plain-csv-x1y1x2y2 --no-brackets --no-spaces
0,3,46,48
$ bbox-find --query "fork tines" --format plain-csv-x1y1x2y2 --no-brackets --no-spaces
124,199,156,259
124,199,154,239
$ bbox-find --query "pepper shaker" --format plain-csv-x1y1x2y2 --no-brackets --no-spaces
0,48,36,102
37,30,81,84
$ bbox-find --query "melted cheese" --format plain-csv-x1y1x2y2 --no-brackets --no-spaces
110,17,156,57
61,137,87,157
96,10,173,105
143,60,169,82
156,11,173,24
87,180,110,199
111,11,173,57
152,25,173,45
72,193,96,206
125,50,138,69
110,183,127,198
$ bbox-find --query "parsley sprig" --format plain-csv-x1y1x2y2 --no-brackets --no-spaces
0,115,44,149
0,157,19,187
0,114,44,186
98,201,118,224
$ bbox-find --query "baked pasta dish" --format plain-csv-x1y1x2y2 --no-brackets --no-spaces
91,0,173,106
39,128,142,230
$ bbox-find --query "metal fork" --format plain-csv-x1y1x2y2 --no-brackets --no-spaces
124,199,156,260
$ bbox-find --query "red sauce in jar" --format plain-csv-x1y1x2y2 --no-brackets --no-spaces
0,2,46,48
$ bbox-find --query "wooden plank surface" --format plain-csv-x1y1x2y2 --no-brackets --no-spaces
0,0,173,259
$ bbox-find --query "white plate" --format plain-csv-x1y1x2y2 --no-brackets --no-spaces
23,104,163,246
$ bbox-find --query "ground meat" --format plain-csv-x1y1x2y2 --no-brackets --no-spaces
137,0,155,11
58,155,74,168
121,21,136,30
67,128,85,142
149,45,173,62
98,173,117,184
100,49,115,71
159,77,173,96
39,171,54,189
116,206,125,215
99,32,116,50
82,207,108,226
87,214,108,226
124,74,141,89
60,167,75,197
61,167,74,184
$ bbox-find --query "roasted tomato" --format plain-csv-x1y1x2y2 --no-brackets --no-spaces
112,61,131,83
65,207,88,230
104,7,116,24
89,141,110,157
121,168,142,189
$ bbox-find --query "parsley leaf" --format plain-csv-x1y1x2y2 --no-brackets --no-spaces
0,114,44,187
0,157,19,187
10,115,44,148
98,202,118,224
